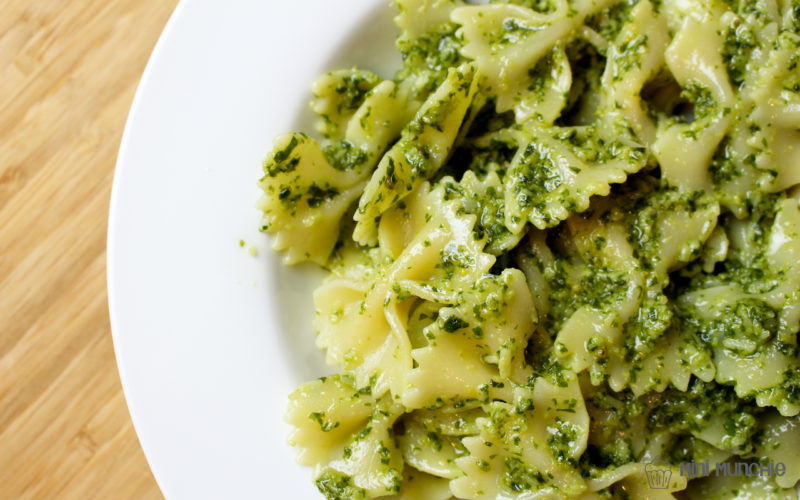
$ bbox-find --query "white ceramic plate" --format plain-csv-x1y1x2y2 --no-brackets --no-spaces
107,2,800,499
107,1,400,498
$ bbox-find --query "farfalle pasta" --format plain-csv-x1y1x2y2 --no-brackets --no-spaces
258,0,800,498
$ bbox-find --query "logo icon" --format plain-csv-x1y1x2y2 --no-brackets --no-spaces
645,462,673,489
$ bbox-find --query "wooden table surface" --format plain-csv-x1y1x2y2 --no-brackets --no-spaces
1,1,181,497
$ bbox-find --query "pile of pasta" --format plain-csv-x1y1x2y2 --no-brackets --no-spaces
258,0,800,498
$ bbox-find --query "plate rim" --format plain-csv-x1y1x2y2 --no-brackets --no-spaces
107,0,189,494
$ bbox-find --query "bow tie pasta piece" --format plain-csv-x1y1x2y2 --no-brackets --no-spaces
316,75,422,179
450,375,589,499
311,69,382,140
652,5,736,192
341,80,420,169
598,0,669,145
314,183,495,398
513,45,572,125
258,133,368,265
394,0,467,98
644,381,762,455
261,78,420,265
450,0,615,123
504,125,647,233
287,374,379,467
402,268,536,409
556,312,716,395
582,378,765,480
443,170,525,255
377,176,520,266
314,399,406,499
752,411,800,489
676,193,800,416
667,3,800,215
313,273,415,400
323,78,422,175
516,183,720,395
740,32,800,192
354,63,479,245
396,408,484,485
622,186,721,279
467,171,522,247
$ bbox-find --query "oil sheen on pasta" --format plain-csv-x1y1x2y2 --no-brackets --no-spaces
257,1,800,499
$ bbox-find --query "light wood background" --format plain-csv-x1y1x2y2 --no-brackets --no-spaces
0,0,181,497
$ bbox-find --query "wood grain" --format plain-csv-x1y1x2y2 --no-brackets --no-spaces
0,0,180,497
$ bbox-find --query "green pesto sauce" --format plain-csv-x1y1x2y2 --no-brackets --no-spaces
584,2,636,44
583,378,764,471
315,470,367,500
547,417,579,465
308,411,340,432
503,456,547,493
722,20,757,88
323,139,369,171
331,71,381,116
537,251,629,335
395,22,463,96
441,176,517,255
